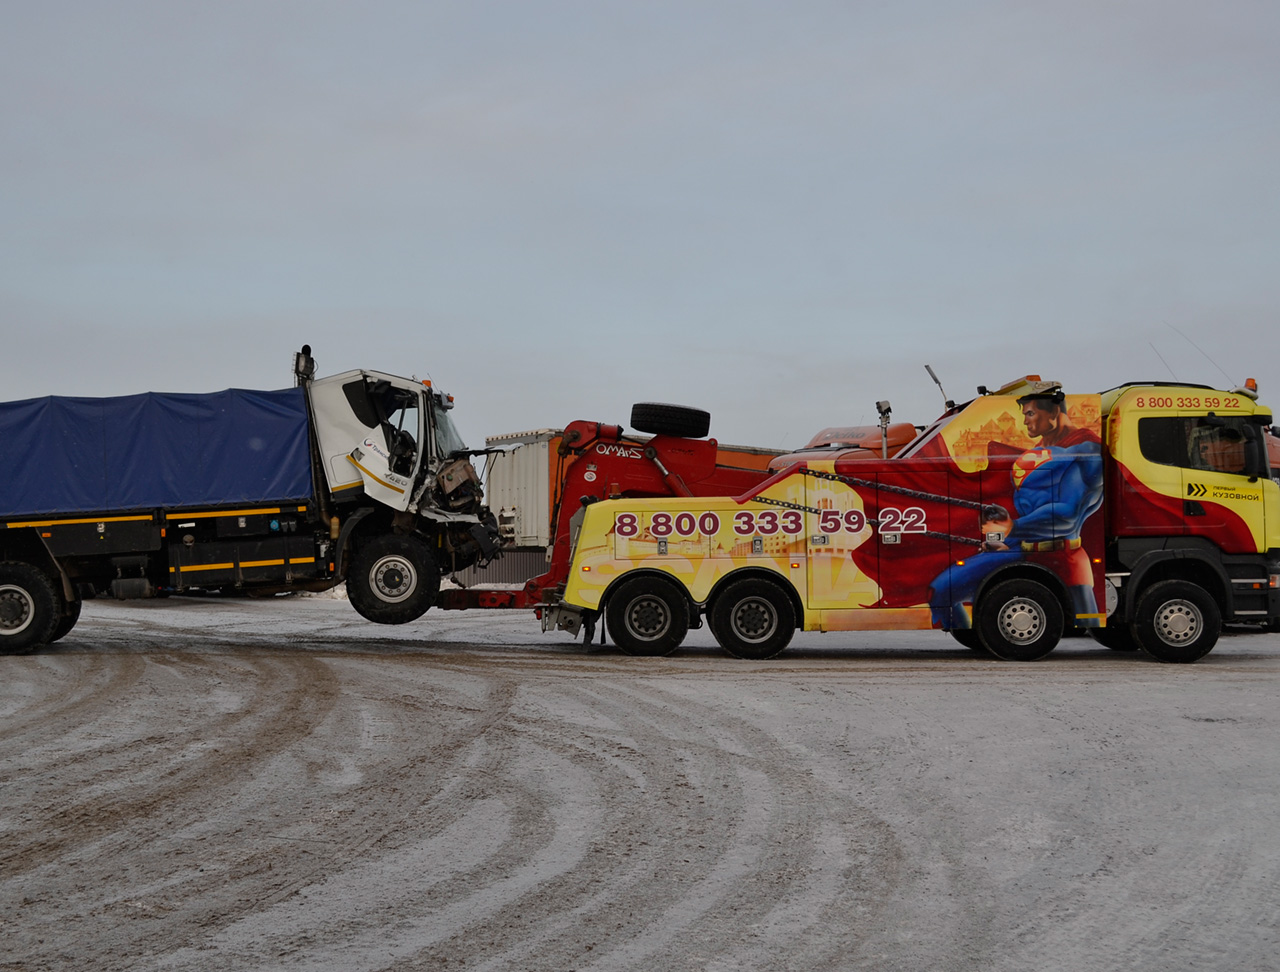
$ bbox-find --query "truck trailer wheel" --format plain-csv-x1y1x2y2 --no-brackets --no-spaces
1132,580,1220,663
49,597,82,644
974,578,1062,661
605,576,689,656
630,403,711,439
347,536,439,625
0,562,61,655
710,578,795,660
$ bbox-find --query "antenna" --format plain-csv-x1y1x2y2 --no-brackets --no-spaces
1148,342,1177,380
925,364,954,409
1166,322,1234,385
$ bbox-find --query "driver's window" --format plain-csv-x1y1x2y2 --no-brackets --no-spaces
1190,425,1246,474
1139,415,1258,477
381,392,420,476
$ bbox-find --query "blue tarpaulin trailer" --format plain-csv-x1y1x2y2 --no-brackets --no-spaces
0,388,313,518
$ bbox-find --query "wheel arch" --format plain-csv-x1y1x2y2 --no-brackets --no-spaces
705,567,803,630
599,568,698,617
1123,553,1229,620
333,506,382,578
973,562,1073,625
0,528,74,603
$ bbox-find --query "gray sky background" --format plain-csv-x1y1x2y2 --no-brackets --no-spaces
3,0,1278,450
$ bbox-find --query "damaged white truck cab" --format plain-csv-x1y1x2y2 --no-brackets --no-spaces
0,347,501,655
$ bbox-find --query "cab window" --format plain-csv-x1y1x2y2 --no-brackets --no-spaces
1138,416,1262,477
343,378,421,475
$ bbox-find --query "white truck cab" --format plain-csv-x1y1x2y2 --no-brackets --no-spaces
308,369,475,514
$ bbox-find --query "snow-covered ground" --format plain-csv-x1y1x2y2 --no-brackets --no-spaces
4,597,1279,971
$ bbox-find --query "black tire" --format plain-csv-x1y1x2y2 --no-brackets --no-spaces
0,562,61,655
948,628,986,652
346,535,439,625
1090,624,1139,652
709,578,796,660
630,402,711,439
1132,580,1220,663
49,597,83,644
605,576,689,656
974,578,1063,661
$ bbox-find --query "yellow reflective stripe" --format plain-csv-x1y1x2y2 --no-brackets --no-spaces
171,556,315,574
164,507,303,520
331,480,362,491
346,456,405,494
1076,613,1107,620
5,515,153,529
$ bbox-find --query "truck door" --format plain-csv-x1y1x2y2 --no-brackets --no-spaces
318,375,424,512
1131,409,1269,553
1180,412,1270,553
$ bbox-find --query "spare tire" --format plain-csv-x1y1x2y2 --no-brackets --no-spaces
630,402,711,439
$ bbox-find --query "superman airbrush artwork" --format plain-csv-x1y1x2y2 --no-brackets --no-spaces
840,380,1106,628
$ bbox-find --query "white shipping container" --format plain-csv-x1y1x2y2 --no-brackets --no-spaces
483,429,559,548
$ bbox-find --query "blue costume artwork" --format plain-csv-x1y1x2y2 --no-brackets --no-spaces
929,426,1104,629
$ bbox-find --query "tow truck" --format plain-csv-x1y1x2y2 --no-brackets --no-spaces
542,376,1280,663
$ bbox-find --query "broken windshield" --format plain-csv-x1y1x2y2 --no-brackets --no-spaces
432,403,468,460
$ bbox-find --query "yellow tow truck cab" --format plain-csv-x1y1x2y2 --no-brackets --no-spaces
547,377,1280,663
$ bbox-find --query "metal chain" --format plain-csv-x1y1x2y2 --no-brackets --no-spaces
801,467,993,511
748,471,988,547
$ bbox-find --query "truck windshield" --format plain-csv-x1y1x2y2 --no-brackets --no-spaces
432,404,468,460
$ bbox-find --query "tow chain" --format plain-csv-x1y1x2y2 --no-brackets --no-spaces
747,468,1002,548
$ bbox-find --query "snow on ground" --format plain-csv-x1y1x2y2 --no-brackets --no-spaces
4,597,1279,972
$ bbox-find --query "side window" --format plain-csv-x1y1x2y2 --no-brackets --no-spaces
1189,424,1246,475
1138,416,1259,477
345,377,422,476
1137,417,1188,467
342,379,380,429
379,390,420,476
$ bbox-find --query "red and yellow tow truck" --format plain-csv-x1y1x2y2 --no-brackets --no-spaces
542,376,1280,663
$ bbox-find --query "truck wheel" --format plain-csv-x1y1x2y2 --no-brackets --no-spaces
1132,580,1220,663
948,628,986,652
347,536,439,625
49,597,83,643
630,403,711,439
710,578,795,659
0,562,61,655
974,578,1062,661
606,576,689,656
1090,625,1139,652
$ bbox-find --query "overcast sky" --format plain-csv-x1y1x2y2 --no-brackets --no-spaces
3,1,1278,450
